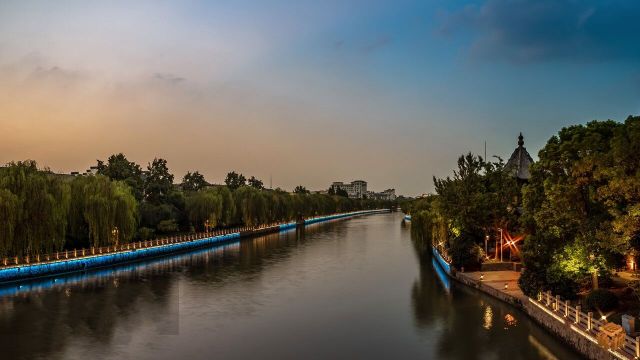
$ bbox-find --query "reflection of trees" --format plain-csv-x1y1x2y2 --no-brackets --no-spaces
0,222,343,360
182,222,348,281
411,260,452,329
0,271,175,360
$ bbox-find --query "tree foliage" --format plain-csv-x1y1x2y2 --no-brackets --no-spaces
225,171,246,190
182,171,208,192
248,176,264,189
335,188,349,197
186,188,224,230
0,158,391,258
0,161,70,257
519,116,640,297
96,153,144,200
145,158,174,204
69,175,138,248
407,153,520,269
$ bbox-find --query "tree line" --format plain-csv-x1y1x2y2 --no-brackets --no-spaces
0,155,392,258
406,115,640,299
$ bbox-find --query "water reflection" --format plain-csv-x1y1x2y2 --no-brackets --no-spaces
0,222,339,360
483,306,493,330
0,214,581,360
411,244,581,359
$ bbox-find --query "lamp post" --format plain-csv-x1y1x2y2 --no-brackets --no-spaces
499,228,503,262
589,254,598,289
111,227,119,246
485,235,489,259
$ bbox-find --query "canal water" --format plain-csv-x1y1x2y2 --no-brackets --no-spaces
0,213,580,359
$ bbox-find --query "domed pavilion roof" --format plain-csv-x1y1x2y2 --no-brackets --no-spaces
504,133,534,180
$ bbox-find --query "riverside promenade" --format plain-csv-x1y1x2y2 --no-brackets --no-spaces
452,266,639,359
430,244,638,359
457,270,526,304
0,209,389,284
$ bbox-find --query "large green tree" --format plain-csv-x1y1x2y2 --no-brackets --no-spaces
186,188,224,230
145,158,174,204
182,171,208,192
70,175,138,248
96,153,144,200
519,116,640,298
224,171,246,190
248,176,264,189
0,161,70,257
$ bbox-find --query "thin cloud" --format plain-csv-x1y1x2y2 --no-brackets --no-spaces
153,73,186,85
27,66,82,87
362,36,392,54
439,0,640,63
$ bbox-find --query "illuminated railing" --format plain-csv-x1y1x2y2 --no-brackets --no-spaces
0,227,252,268
0,209,387,269
531,291,639,359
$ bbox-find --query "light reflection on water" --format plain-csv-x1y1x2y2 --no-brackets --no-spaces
483,306,493,330
0,213,580,360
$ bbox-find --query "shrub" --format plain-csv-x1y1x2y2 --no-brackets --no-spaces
584,289,618,312
449,232,483,271
156,219,178,233
137,227,154,240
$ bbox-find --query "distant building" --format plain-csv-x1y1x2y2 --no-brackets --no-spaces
367,189,396,201
504,133,534,181
70,166,100,176
330,180,398,200
331,180,368,199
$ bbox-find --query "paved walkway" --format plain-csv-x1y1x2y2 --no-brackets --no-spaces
459,270,527,302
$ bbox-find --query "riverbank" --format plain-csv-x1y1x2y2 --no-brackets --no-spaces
0,209,389,284
431,245,635,360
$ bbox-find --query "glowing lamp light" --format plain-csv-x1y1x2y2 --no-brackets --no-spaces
601,315,607,321
504,283,509,290
480,274,485,281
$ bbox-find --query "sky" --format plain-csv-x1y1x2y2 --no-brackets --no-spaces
0,0,639,196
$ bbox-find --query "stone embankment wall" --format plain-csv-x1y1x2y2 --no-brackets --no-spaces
524,301,614,360
454,270,617,359
453,271,524,307
431,245,624,360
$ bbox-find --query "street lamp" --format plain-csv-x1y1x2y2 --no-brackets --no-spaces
111,227,120,246
485,235,489,258
499,228,503,262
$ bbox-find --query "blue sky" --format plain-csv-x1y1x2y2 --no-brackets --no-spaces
0,0,638,195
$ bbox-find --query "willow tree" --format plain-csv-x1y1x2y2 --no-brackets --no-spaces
0,161,70,257
0,189,19,257
234,186,267,227
185,189,223,231
72,175,137,248
111,181,138,243
210,185,236,226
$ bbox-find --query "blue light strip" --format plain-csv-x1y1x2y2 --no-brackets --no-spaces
432,245,452,275
432,257,451,291
0,209,389,284
0,242,240,297
0,233,240,284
